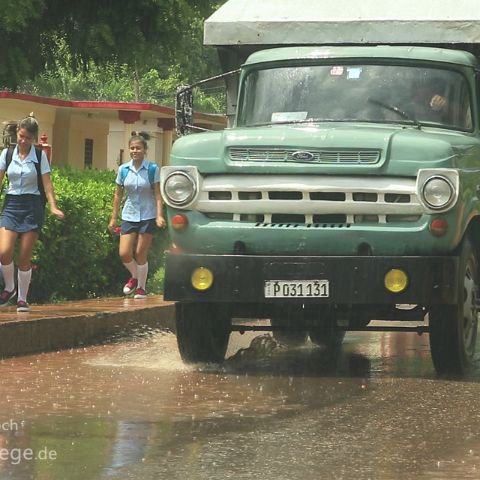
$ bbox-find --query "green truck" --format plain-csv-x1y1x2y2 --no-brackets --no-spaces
161,0,480,374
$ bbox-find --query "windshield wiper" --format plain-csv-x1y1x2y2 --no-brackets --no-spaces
368,97,422,129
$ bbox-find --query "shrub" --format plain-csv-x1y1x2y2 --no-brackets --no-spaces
25,166,169,303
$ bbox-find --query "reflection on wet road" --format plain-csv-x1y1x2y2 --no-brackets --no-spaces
0,325,479,479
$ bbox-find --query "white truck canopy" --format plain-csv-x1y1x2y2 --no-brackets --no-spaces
204,0,480,124
205,0,480,46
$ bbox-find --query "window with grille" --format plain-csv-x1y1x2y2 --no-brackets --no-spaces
84,139,93,169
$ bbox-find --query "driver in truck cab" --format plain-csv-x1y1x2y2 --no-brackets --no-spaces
408,77,448,122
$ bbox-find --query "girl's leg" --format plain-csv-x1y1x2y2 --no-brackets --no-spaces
135,233,153,266
135,233,154,293
119,232,137,262
17,231,38,303
119,232,138,269
2,261,15,293
136,262,148,291
17,231,38,270
0,227,19,294
119,232,138,294
17,268,32,303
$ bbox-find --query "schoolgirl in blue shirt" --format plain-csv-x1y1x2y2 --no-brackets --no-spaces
0,115,64,311
108,131,165,298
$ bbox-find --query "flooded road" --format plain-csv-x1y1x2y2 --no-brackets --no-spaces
0,325,479,479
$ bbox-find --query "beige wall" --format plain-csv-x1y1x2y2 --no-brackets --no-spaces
108,118,165,171
65,115,109,169
52,109,70,165
0,102,54,151
0,97,177,171
107,125,125,170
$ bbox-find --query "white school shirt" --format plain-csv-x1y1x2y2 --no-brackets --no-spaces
0,146,50,195
115,159,160,222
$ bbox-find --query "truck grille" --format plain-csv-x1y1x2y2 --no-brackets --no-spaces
196,174,423,225
228,147,381,164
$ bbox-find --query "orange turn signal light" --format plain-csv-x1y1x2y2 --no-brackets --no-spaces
429,218,448,237
171,214,189,230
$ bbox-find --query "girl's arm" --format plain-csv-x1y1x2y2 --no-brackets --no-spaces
42,173,65,219
108,184,124,232
154,183,166,228
0,149,8,191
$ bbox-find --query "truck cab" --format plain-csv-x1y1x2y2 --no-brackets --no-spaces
161,1,480,375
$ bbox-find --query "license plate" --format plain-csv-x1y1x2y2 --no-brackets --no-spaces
264,280,329,298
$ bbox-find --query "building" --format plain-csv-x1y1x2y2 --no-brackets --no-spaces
0,91,226,169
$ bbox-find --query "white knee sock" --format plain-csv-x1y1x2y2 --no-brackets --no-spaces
137,262,148,290
2,262,15,292
123,260,138,279
17,268,32,302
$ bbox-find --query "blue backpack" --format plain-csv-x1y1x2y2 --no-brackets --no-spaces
119,162,157,187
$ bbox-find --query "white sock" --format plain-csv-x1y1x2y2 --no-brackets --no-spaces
17,268,32,302
137,262,148,290
2,262,15,292
123,260,138,279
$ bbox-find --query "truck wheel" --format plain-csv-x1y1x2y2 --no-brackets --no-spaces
175,303,231,364
308,306,346,354
429,238,479,375
271,316,308,347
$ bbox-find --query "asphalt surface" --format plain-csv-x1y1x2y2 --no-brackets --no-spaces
0,295,175,358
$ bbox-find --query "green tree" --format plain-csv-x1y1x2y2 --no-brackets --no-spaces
0,0,46,88
16,1,228,112
0,0,224,89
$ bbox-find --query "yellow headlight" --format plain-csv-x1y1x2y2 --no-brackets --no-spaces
191,267,214,291
384,269,408,293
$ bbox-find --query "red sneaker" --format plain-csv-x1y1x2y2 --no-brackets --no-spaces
133,287,147,299
123,278,138,295
0,289,16,307
16,300,30,312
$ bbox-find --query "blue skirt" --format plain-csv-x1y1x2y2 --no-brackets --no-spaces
0,194,45,233
121,218,158,235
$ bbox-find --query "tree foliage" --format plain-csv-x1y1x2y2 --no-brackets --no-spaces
28,166,169,302
18,38,225,112
0,0,225,91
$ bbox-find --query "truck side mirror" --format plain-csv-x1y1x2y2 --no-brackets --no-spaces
176,85,194,136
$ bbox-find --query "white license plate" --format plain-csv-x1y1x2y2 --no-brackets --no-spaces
264,280,329,298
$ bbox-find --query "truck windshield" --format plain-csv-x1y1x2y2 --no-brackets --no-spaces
239,64,472,131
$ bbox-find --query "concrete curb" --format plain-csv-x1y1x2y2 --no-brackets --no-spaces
0,297,175,358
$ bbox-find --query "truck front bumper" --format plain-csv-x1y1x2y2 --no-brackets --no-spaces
164,253,458,305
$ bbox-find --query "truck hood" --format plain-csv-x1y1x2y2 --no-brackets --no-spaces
170,123,479,175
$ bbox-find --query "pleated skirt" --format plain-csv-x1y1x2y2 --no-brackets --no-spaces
0,194,45,233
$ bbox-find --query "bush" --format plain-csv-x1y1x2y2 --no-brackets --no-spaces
25,167,170,303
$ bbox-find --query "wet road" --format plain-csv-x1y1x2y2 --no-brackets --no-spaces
0,324,479,479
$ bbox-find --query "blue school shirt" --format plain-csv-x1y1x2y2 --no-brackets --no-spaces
0,146,50,195
115,159,160,222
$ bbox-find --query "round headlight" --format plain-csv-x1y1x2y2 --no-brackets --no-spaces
422,176,454,209
164,172,196,206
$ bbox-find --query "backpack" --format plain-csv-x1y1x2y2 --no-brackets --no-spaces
119,162,157,188
5,146,47,207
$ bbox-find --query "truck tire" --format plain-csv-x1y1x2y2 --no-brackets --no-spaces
271,316,308,347
429,237,479,375
175,303,231,364
308,306,346,354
